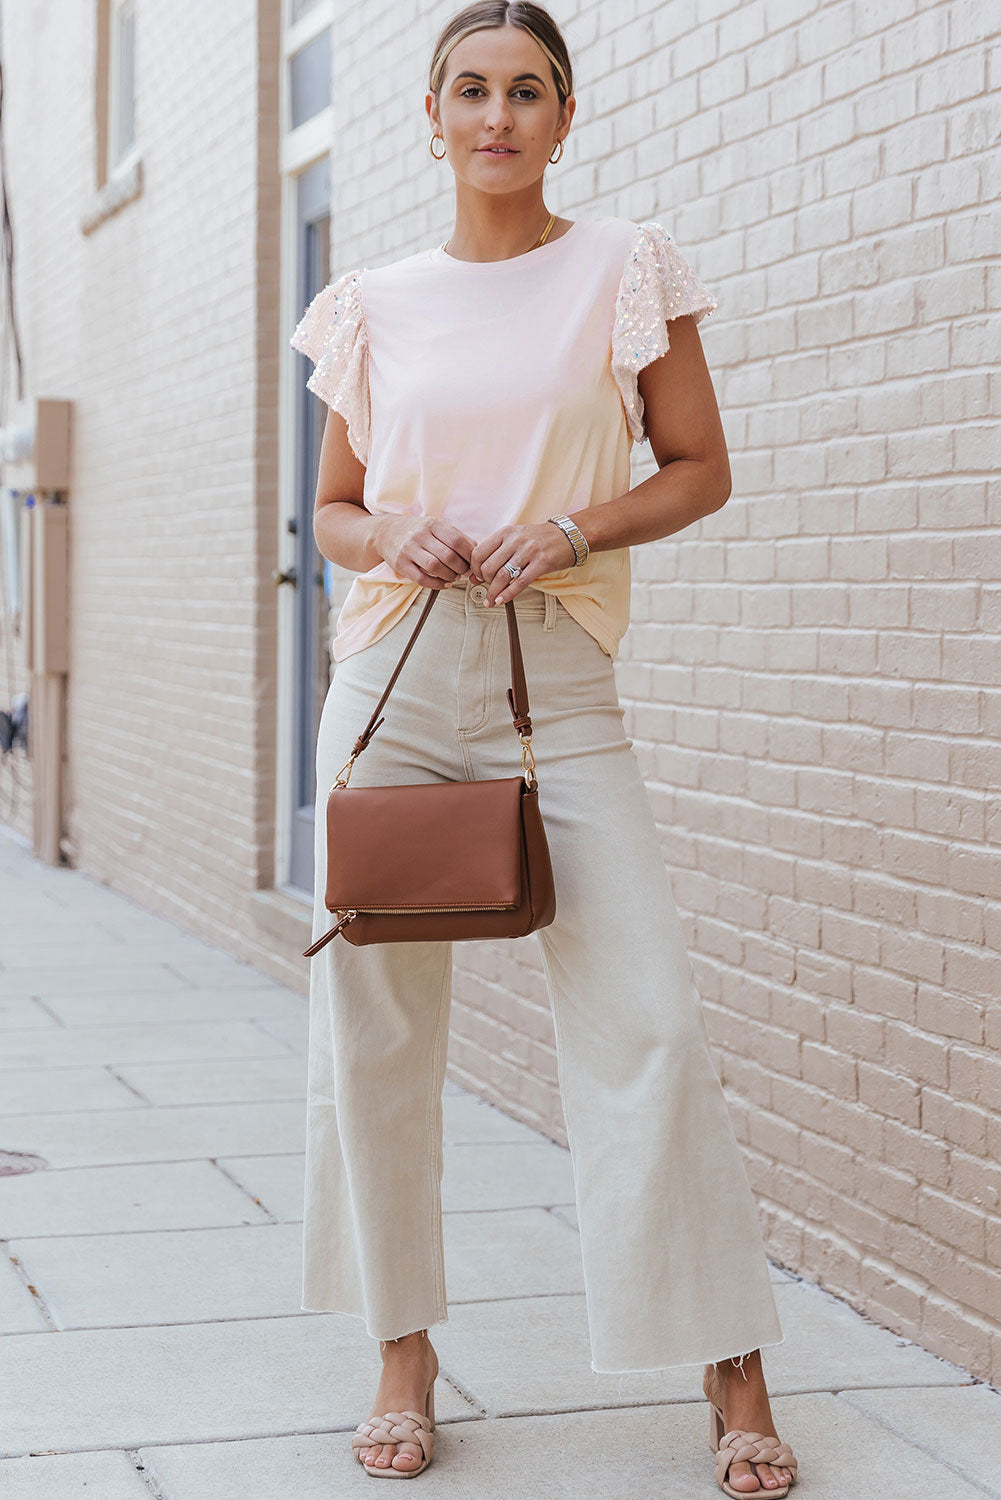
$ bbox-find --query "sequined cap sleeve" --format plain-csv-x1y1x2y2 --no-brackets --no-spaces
290,268,370,465
610,221,718,445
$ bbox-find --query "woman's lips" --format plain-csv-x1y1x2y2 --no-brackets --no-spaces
478,147,518,154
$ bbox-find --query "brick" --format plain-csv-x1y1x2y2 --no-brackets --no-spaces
916,987,984,1044
858,1061,921,1126
802,1040,857,1097
949,1046,1001,1114
856,1160,919,1225
764,975,827,1035
860,1258,925,1334
820,910,881,965
948,1146,1001,1216
918,1186,987,1259
800,1219,867,1286
883,1021,949,1089
914,787,985,841
916,887,985,945
854,967,916,1024
853,778,916,832
921,1089,989,1154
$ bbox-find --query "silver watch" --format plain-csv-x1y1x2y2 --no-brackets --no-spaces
548,514,589,567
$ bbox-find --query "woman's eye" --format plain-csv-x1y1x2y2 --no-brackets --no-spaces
458,86,538,100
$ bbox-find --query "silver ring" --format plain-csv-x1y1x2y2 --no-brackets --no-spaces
503,560,522,579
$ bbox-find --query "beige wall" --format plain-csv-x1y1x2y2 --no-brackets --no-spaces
0,0,293,973
1,0,999,1387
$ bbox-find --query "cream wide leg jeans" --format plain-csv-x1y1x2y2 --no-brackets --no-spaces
305,578,784,1374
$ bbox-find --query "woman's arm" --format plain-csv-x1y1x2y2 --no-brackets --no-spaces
312,408,475,586
470,314,732,604
567,313,731,553
311,407,383,574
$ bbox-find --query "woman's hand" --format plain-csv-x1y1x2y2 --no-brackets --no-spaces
374,515,477,589
470,522,578,606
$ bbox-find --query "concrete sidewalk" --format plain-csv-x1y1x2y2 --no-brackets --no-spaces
1,827,998,1500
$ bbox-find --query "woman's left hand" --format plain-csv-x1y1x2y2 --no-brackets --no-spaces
467,522,578,606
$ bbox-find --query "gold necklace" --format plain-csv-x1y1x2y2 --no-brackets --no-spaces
441,211,557,260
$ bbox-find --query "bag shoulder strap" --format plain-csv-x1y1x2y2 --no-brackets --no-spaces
348,586,534,764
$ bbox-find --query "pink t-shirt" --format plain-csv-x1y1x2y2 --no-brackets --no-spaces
291,217,717,662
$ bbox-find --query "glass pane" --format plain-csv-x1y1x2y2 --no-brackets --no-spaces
113,1,136,163
289,29,330,129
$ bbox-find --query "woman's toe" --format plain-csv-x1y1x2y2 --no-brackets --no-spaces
755,1462,781,1488
727,1461,761,1491
391,1442,422,1471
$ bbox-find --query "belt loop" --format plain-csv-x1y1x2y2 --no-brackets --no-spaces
543,590,558,632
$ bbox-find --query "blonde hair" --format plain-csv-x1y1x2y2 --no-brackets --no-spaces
429,1,574,108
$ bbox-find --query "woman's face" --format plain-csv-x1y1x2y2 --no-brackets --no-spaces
427,25,573,190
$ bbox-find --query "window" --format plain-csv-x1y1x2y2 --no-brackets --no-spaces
83,0,141,230
288,27,331,130
108,0,136,175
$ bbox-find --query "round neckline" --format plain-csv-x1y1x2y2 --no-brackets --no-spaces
429,219,582,268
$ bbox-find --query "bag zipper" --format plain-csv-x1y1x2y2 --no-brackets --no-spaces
303,900,521,959
340,901,518,914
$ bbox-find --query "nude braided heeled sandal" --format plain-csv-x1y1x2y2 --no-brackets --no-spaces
709,1400,798,1498
351,1377,436,1479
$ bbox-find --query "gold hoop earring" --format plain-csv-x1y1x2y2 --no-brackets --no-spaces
548,139,564,164
429,133,446,160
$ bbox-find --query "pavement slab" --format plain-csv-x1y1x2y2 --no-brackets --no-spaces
112,1053,308,1105
0,1063,145,1113
0,1449,152,1499
0,1019,294,1068
0,998,60,1030
33,987,308,1026
9,1222,307,1328
0,1159,271,1238
0,1255,48,1334
0,1099,305,1166
839,1382,1001,1496
441,1140,576,1212
217,1152,305,1222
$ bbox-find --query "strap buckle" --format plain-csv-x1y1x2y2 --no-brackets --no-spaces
520,733,537,787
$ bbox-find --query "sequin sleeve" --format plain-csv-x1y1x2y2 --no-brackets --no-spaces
610,221,718,445
290,268,370,465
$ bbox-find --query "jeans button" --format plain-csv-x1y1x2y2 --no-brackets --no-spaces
469,583,488,605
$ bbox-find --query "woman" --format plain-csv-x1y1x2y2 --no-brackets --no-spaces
290,3,799,1493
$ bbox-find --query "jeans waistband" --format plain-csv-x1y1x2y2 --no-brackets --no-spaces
433,576,549,619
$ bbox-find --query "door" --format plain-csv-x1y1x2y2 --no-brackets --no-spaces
287,156,331,894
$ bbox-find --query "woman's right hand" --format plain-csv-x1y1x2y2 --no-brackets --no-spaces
373,515,479,589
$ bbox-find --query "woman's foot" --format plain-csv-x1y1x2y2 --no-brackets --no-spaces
356,1330,438,1475
703,1349,794,1492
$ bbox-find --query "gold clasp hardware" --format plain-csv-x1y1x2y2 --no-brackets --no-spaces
333,753,357,790
519,733,537,787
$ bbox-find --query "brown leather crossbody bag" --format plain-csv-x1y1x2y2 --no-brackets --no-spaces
303,587,557,956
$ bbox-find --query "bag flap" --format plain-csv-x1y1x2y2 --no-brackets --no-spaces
326,776,526,910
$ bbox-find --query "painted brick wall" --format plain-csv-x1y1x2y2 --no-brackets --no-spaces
328,0,1001,1383
0,1,287,969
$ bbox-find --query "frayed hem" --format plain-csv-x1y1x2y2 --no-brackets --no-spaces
299,1302,450,1342
590,1333,786,1378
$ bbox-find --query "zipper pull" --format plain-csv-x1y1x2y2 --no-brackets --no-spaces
302,910,357,958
